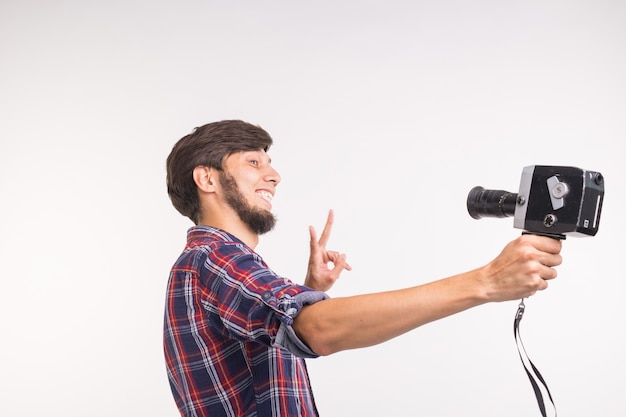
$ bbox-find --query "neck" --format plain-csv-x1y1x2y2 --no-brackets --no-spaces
198,214,259,249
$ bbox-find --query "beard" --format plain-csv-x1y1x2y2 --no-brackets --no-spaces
219,171,277,235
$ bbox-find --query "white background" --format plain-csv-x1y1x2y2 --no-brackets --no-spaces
1,1,624,416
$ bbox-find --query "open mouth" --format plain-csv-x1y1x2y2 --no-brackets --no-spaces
256,190,274,205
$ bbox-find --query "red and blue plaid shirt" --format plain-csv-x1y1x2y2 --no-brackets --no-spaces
164,226,328,417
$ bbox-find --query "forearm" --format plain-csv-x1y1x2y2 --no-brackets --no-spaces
294,234,562,356
293,268,488,356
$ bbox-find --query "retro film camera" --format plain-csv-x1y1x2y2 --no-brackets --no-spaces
466,165,605,416
467,165,605,239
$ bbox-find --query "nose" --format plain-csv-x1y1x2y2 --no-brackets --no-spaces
265,165,281,186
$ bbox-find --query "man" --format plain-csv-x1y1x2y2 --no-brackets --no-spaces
164,120,562,417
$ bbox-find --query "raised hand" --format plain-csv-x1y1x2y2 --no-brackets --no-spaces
304,209,352,292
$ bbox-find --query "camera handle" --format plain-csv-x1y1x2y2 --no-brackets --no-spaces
515,231,565,417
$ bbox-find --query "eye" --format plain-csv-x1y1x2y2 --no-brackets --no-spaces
249,159,259,167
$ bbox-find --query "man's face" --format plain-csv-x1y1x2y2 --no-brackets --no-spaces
220,150,281,235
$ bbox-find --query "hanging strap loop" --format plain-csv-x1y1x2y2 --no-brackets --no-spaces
514,299,557,417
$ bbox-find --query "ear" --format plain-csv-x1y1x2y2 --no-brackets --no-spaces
192,166,218,193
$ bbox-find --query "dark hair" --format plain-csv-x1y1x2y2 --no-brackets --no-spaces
166,120,273,224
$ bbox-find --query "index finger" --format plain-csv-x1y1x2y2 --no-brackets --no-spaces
525,234,563,254
317,209,335,247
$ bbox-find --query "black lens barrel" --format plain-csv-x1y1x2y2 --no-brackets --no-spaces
467,186,518,219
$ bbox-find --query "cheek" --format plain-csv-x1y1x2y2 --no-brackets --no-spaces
237,172,260,189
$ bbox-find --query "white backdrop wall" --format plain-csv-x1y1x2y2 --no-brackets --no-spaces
1,1,624,416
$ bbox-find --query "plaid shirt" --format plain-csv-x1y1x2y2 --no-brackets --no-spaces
164,226,329,417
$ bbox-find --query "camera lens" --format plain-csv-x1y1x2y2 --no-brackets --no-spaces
467,186,517,219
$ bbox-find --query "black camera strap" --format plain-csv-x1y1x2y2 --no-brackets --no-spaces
514,299,557,417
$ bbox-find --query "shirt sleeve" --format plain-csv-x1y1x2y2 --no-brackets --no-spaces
202,241,329,358
271,291,328,358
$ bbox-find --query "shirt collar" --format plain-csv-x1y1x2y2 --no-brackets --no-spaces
186,225,245,248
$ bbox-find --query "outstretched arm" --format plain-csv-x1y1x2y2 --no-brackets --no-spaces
303,209,352,292
293,234,562,356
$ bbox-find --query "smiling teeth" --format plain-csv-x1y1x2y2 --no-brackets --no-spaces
257,191,273,203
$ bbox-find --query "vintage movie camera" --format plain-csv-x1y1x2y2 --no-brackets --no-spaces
467,165,605,239
467,165,605,416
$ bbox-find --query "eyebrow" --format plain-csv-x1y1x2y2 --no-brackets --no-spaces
244,149,272,164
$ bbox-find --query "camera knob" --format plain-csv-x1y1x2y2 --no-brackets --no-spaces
551,182,569,199
544,214,558,228
547,175,569,210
